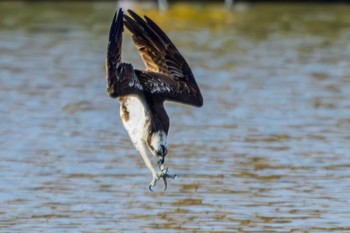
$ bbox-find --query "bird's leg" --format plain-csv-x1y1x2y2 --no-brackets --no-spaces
137,144,161,191
137,143,178,191
149,175,159,191
159,164,178,191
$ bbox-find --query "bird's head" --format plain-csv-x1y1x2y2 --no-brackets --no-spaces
147,130,168,165
146,102,170,165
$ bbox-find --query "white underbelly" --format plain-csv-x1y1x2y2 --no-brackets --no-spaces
119,96,149,146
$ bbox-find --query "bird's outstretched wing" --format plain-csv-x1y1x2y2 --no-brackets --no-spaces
123,10,203,107
106,8,143,98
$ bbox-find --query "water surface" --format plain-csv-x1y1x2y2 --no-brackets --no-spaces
1,2,350,232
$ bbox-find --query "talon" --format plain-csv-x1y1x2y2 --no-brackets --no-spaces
161,167,168,176
149,175,159,192
162,176,168,191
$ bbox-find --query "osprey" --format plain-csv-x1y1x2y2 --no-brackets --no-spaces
106,9,203,191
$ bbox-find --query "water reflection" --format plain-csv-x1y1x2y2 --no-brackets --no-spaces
1,2,350,232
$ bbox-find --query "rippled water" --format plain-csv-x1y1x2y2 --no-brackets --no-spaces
1,2,350,232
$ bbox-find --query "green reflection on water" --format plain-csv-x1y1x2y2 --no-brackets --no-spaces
1,2,350,39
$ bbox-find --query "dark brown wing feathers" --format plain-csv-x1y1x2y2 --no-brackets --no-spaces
106,9,143,98
123,9,203,107
107,9,123,67
106,8,203,107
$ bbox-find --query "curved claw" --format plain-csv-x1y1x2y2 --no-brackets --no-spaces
163,176,167,191
148,168,178,192
149,175,158,192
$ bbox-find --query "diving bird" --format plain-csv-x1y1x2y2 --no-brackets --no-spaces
105,8,203,191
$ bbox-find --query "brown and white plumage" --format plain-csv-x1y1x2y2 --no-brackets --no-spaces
106,8,203,191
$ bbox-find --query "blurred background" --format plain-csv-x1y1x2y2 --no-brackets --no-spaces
1,1,350,232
